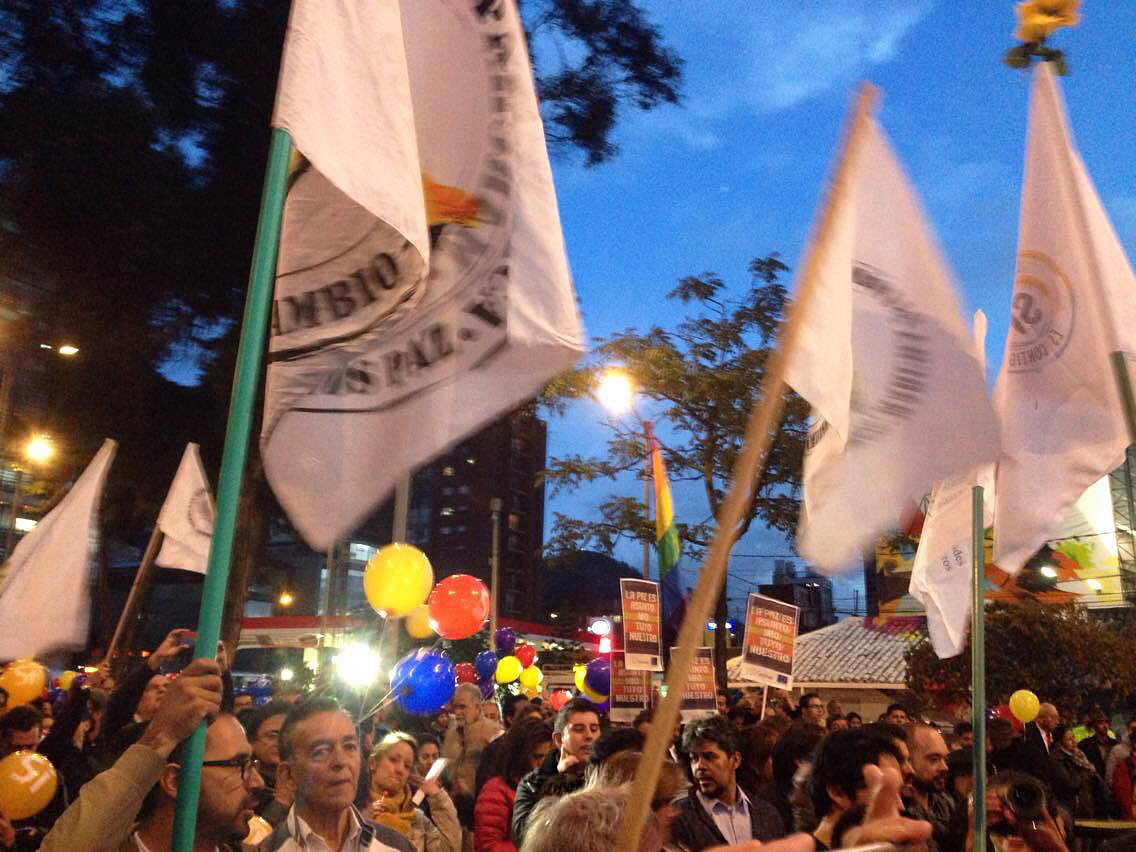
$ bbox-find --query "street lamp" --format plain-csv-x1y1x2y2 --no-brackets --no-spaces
5,433,54,554
24,435,54,464
596,368,634,415
57,344,79,357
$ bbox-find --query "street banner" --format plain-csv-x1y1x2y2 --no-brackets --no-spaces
263,0,584,549
155,443,214,575
610,651,649,723
784,108,999,572
0,439,117,660
620,578,663,671
910,312,995,658
739,594,799,689
993,62,1136,576
673,646,716,722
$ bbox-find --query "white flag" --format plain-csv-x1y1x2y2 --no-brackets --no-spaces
785,110,999,572
908,313,994,658
155,443,214,575
263,0,584,549
0,439,116,660
993,63,1136,576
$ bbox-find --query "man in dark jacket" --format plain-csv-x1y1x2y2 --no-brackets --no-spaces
670,715,785,849
510,697,599,845
1079,709,1116,778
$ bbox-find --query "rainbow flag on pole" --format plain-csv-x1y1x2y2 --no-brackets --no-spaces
646,422,681,578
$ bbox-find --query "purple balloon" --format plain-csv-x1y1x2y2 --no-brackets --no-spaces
495,626,516,657
479,677,495,700
584,657,611,697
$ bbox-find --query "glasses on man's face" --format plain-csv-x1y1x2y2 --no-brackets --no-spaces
201,755,262,782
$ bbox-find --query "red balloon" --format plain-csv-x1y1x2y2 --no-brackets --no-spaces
454,663,478,684
428,574,491,640
516,644,536,669
549,689,573,712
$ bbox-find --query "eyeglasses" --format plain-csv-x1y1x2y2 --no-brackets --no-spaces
201,755,262,782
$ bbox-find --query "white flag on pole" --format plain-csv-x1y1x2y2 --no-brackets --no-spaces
785,111,999,572
155,443,214,575
263,0,584,549
908,312,994,658
0,439,116,660
993,62,1136,576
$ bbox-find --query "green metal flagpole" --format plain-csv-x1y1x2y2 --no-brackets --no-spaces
971,485,987,850
171,127,293,852
1109,351,1136,446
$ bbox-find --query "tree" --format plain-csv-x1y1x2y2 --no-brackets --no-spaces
905,601,1136,713
541,257,810,686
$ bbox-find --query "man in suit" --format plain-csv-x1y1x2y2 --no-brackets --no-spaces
670,715,785,849
1024,703,1060,755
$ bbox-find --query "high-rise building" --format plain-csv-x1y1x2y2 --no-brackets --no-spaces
759,559,836,633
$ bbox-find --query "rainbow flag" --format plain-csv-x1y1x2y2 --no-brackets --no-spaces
647,422,681,578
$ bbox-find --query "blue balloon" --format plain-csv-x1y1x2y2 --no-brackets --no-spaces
393,648,456,715
494,627,516,657
584,658,610,697
475,650,498,680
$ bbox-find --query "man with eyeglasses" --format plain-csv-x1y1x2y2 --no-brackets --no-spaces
261,697,413,851
242,701,293,826
41,658,265,851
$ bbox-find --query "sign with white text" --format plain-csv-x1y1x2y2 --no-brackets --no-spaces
620,578,663,671
739,594,799,689
673,646,716,722
609,651,649,723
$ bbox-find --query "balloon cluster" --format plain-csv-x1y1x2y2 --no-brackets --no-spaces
573,658,610,711
487,627,543,698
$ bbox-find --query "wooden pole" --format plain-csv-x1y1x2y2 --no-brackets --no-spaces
970,486,987,850
490,497,502,647
104,524,164,664
616,83,879,851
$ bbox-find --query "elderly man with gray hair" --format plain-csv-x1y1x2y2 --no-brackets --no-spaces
442,682,502,843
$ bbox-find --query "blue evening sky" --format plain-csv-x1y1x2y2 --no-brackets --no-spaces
537,2,1136,620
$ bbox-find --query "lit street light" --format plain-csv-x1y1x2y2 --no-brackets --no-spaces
596,368,634,415
278,590,295,607
25,435,54,464
57,344,79,357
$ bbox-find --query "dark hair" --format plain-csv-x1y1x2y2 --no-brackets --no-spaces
886,703,909,718
826,715,846,731
832,804,868,848
279,696,344,760
681,714,741,758
495,718,553,784
846,712,862,725
0,704,43,736
417,733,441,752
631,708,653,730
502,692,529,723
555,698,600,735
953,720,973,737
716,688,730,701
799,693,822,710
589,726,644,766
1052,724,1069,746
868,722,908,746
728,705,759,726
241,701,290,742
737,723,780,791
810,728,901,817
771,723,825,789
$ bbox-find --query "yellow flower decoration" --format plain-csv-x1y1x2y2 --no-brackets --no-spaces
1015,0,1080,43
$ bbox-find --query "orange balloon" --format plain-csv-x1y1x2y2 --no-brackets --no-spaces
0,751,57,819
0,660,46,705
428,574,490,640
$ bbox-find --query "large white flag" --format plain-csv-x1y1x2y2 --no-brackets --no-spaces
785,111,999,572
908,313,994,658
0,439,116,660
263,0,584,549
993,62,1136,576
155,443,214,575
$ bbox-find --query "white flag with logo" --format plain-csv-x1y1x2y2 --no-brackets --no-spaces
993,63,1136,576
785,110,999,572
0,439,116,659
909,312,994,658
264,0,585,549
155,443,214,575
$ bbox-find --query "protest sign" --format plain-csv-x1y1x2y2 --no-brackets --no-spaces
620,578,663,671
739,593,799,689
610,651,650,723
672,646,716,722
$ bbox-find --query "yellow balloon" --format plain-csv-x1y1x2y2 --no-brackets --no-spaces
0,751,57,819
521,684,540,699
519,665,543,690
496,655,523,684
404,604,435,639
363,544,434,618
1009,689,1040,724
0,660,46,705
58,670,77,691
574,666,588,694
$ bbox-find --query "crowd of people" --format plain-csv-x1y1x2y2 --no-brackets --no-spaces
0,632,1133,851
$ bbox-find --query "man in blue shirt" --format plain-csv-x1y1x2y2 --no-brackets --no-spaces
670,715,785,849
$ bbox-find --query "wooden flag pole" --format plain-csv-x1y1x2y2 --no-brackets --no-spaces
103,525,164,665
970,485,987,850
171,128,293,852
615,83,878,851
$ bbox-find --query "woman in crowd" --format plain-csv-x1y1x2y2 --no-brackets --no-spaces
369,731,462,852
1049,723,1112,819
474,717,553,852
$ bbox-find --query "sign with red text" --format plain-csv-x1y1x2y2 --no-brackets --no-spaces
740,594,799,689
609,651,650,723
620,578,663,671
673,646,716,722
